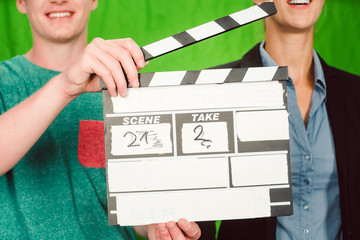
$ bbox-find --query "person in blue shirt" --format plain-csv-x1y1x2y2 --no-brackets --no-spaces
199,0,360,239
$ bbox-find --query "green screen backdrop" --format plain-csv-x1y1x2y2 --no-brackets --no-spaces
1,0,359,75
0,1,359,239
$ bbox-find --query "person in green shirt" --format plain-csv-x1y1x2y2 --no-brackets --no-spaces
0,0,201,239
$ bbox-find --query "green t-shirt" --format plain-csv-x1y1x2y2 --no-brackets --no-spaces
0,56,135,240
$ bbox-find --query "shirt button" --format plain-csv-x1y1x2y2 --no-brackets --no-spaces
304,179,310,185
303,205,309,210
305,154,311,160
304,229,310,235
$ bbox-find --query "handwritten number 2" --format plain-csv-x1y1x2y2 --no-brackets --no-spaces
194,125,212,149
124,132,139,147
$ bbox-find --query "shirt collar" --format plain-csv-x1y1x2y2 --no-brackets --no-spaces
258,41,326,94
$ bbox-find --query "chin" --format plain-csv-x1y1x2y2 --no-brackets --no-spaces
47,30,83,43
289,21,313,30
46,34,75,44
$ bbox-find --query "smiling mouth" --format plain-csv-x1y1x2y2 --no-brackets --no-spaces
47,12,74,18
288,0,311,5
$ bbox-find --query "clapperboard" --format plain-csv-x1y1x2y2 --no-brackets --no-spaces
102,2,293,226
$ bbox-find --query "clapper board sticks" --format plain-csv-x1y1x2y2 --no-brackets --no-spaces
130,66,287,87
102,2,293,226
141,2,277,60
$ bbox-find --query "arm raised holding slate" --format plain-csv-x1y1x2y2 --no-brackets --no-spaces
0,37,143,175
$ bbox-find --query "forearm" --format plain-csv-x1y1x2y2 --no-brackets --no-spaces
0,74,75,175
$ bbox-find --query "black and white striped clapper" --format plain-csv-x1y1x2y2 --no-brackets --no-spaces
141,2,276,60
101,66,287,89
138,66,287,87
100,2,277,90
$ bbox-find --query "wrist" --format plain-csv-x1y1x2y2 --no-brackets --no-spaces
52,73,80,102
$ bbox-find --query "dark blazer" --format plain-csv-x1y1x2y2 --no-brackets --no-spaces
199,44,360,240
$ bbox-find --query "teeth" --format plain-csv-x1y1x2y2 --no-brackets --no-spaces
288,0,310,4
48,12,72,18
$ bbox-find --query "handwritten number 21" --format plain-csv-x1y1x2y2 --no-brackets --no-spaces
124,131,149,147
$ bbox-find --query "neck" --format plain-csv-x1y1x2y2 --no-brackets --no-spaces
25,32,88,72
264,21,315,84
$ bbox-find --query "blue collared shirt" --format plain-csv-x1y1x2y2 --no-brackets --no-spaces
259,41,341,240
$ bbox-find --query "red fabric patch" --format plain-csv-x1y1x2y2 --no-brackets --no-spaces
78,120,106,168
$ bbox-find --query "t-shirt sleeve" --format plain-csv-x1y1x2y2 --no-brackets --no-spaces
0,64,10,115
0,59,25,115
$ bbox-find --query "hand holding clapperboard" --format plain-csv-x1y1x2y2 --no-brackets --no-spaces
102,2,292,226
